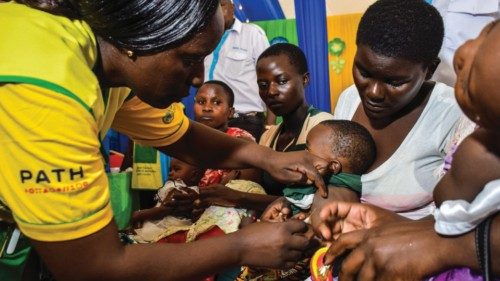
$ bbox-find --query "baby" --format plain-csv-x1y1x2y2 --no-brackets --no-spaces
131,157,265,243
283,119,376,215
130,158,202,241
430,20,500,280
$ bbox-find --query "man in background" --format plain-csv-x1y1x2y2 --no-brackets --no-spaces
204,0,273,142
432,0,499,86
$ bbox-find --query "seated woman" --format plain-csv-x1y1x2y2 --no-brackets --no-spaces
257,43,334,196
313,19,500,280
312,0,464,221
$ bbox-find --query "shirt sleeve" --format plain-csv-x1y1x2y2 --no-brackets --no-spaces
112,96,190,148
333,85,359,120
0,84,113,242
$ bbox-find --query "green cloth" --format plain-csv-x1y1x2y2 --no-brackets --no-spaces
283,172,362,201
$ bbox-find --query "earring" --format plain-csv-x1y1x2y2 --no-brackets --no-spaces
125,50,134,58
475,115,481,123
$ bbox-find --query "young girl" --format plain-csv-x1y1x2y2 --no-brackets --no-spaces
257,43,334,196
193,81,280,213
193,80,259,186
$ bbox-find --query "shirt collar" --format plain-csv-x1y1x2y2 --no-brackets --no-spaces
229,18,242,34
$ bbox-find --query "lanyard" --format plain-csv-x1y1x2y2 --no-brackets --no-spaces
208,29,231,80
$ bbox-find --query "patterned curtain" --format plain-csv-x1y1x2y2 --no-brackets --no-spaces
326,13,363,110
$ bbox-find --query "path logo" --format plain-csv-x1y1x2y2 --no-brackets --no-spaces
20,166,84,184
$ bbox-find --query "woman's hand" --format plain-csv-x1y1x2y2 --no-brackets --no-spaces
237,219,317,269
312,201,408,241
131,189,200,228
323,219,464,281
265,150,330,198
261,197,292,222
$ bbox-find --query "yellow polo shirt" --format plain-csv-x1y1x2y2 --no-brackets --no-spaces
0,2,189,241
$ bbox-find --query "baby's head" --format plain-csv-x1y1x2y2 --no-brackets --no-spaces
168,157,203,186
453,20,500,132
306,120,376,175
194,80,235,132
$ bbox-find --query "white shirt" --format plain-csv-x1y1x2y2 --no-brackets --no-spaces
204,19,270,113
334,83,462,220
432,0,499,86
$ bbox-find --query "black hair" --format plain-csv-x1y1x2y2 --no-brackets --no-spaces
201,80,235,107
257,43,308,75
357,0,443,64
19,0,219,55
318,120,376,175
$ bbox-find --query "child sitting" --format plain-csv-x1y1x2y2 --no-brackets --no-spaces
286,120,375,214
193,80,259,186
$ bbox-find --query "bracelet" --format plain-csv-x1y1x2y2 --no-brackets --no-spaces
475,213,496,281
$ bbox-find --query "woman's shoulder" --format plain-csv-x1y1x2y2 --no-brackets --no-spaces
422,82,462,125
333,85,360,120
428,82,459,108
1,3,100,109
305,107,334,129
259,124,280,146
337,84,359,100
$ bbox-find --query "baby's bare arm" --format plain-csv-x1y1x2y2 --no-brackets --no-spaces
434,129,500,206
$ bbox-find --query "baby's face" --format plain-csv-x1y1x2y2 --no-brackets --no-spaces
454,20,500,130
168,158,199,185
306,124,338,163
